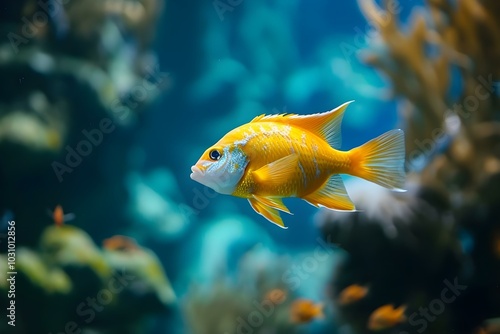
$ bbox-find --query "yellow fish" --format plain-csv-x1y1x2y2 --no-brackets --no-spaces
290,299,324,324
190,101,405,228
367,304,407,330
338,284,369,305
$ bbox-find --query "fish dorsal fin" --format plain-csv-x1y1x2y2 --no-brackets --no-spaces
251,101,353,149
248,198,287,228
252,154,298,186
252,195,291,214
303,174,356,211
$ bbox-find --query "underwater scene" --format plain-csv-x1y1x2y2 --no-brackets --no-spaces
1,0,500,333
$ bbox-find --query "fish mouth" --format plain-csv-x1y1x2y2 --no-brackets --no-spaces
190,165,204,181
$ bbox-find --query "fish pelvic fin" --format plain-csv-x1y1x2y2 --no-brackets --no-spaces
248,198,287,229
348,129,406,191
252,195,291,214
251,101,353,149
303,174,356,211
252,154,298,186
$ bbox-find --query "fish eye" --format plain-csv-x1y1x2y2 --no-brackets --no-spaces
209,149,222,161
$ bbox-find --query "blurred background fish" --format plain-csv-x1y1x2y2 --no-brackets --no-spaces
49,204,75,227
102,235,140,251
367,304,407,331
337,284,369,306
290,299,325,324
265,288,288,305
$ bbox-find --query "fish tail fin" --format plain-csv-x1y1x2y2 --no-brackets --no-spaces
348,129,406,191
397,304,407,321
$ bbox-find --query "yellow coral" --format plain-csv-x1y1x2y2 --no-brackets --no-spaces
358,0,499,197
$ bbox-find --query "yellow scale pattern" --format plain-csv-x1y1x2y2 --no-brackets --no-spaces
231,122,350,198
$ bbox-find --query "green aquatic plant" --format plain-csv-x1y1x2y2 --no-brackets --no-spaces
0,223,174,334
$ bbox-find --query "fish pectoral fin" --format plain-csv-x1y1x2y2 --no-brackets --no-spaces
248,198,287,229
252,195,292,214
252,154,298,185
303,174,356,211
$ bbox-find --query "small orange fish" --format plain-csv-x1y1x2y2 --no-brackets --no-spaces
265,288,287,305
474,327,487,334
190,101,406,228
368,304,407,331
338,284,369,305
50,205,75,227
477,318,500,334
290,299,324,324
103,235,139,251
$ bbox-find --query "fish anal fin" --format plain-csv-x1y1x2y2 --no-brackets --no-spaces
303,174,355,211
252,195,291,214
252,154,298,186
248,198,287,229
250,101,353,149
